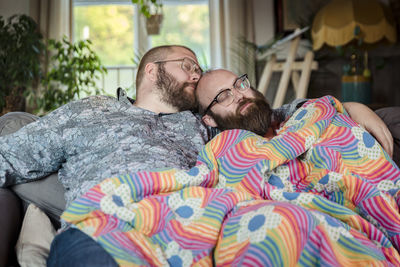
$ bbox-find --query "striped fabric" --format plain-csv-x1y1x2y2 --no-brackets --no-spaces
62,96,400,266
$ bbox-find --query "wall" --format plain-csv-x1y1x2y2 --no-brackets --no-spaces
252,0,274,46
0,0,29,18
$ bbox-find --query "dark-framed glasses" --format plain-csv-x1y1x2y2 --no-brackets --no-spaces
203,74,250,115
154,57,202,76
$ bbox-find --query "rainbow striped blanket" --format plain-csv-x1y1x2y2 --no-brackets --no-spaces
62,96,400,266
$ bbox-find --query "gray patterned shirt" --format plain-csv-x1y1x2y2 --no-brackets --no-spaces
0,90,302,207
0,91,210,207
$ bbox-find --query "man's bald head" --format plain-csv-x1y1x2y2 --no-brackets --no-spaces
196,69,236,115
196,69,273,136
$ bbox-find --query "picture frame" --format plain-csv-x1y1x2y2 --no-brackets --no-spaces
274,0,299,35
274,0,329,36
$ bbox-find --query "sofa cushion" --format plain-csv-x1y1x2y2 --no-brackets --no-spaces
12,174,65,227
15,204,55,267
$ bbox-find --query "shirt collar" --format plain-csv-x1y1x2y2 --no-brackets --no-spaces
116,87,135,106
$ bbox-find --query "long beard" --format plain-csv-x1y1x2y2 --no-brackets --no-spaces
210,92,272,136
155,64,197,112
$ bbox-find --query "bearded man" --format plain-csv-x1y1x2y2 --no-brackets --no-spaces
1,45,208,265
196,69,396,160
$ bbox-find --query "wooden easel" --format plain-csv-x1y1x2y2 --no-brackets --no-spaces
257,29,318,108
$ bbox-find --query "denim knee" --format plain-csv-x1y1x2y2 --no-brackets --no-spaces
47,228,118,267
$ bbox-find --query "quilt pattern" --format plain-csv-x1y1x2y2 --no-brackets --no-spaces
62,96,400,266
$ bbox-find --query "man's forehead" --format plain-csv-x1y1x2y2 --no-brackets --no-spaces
208,71,237,91
198,70,236,102
167,47,197,62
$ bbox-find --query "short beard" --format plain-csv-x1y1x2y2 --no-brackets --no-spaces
210,90,272,136
155,63,197,112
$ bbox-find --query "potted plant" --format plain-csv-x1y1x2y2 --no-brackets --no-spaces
146,11,163,35
131,0,163,35
0,14,45,115
27,37,107,114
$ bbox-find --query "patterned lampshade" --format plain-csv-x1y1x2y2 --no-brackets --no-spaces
312,0,397,50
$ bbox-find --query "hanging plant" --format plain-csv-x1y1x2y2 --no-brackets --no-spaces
131,0,163,35
131,0,163,18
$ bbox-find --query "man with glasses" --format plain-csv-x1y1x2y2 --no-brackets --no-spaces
196,69,396,160
0,45,208,266
199,73,273,137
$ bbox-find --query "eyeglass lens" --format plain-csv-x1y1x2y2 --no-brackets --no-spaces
216,90,233,106
218,75,250,106
182,58,202,75
234,75,250,91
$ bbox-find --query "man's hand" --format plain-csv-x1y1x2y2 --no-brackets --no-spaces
343,102,394,157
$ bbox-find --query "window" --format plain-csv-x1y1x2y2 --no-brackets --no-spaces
151,1,210,68
73,0,136,96
73,0,210,97
74,3,135,66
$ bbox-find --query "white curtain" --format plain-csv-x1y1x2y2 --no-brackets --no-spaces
209,0,256,83
29,0,72,42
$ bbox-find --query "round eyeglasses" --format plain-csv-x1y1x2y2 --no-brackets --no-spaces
202,74,251,115
154,57,202,76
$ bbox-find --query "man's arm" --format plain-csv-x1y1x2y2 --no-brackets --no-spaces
0,109,67,187
343,102,393,157
276,99,393,157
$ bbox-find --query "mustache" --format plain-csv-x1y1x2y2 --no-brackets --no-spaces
182,82,197,89
236,98,255,115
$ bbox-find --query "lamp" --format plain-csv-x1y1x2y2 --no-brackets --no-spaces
311,0,397,104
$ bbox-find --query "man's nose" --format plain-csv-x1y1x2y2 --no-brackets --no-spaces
190,71,200,81
233,89,244,102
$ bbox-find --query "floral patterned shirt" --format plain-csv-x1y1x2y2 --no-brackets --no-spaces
0,89,302,208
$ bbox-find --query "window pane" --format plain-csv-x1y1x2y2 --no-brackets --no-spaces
73,3,137,96
150,3,210,69
74,4,135,66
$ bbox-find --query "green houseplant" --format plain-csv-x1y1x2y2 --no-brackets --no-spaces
28,37,107,114
0,14,107,115
0,14,45,115
131,0,163,18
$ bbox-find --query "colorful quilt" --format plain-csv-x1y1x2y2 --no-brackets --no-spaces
62,96,400,266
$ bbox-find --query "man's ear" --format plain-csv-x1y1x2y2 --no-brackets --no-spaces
144,62,158,82
202,114,218,127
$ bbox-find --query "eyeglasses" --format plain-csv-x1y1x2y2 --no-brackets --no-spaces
202,74,250,115
154,57,203,76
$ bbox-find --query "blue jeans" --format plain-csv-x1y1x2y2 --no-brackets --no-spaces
47,228,118,267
